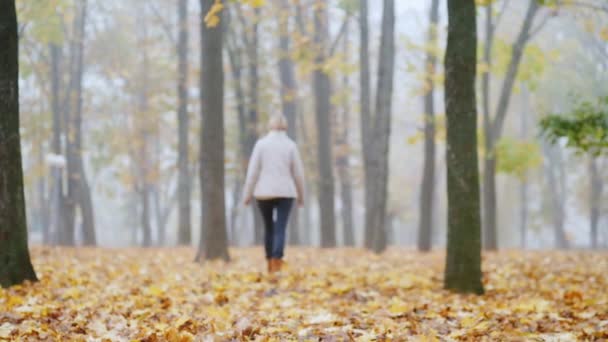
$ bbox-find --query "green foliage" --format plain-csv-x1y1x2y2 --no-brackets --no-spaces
495,137,542,179
540,97,608,156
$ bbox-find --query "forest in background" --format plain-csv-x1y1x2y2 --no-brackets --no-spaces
13,0,608,251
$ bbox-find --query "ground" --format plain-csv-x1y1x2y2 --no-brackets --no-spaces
0,247,607,341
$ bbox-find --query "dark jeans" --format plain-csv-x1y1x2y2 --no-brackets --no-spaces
257,198,294,259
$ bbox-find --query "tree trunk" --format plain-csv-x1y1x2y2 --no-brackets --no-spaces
519,84,530,249
335,17,354,247
177,0,192,246
418,0,440,252
483,0,539,250
197,0,230,262
49,42,67,246
136,7,152,247
0,0,38,287
278,0,301,246
366,0,395,254
313,0,336,248
542,142,569,249
359,0,374,249
444,0,484,295
226,7,248,246
589,157,602,249
71,0,96,246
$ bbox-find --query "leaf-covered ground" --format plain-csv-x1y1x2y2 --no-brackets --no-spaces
1,247,607,341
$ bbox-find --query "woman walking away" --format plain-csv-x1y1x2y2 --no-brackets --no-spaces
243,114,305,274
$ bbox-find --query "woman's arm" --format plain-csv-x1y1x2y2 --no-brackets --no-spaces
242,142,262,204
291,144,306,205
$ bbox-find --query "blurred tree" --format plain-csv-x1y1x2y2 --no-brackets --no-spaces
64,0,96,246
540,97,608,248
177,0,192,245
444,0,484,294
336,13,355,247
418,0,440,252
0,0,38,287
197,0,230,261
277,0,302,245
360,0,395,253
481,0,545,250
313,0,337,248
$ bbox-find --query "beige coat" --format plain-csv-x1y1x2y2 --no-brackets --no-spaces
243,130,305,200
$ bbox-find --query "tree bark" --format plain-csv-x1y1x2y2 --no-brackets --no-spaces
444,0,484,295
69,0,96,246
542,142,568,249
418,0,440,252
278,0,301,245
337,18,355,247
177,0,192,245
0,0,38,287
519,84,530,249
313,0,336,247
366,0,395,254
197,0,230,262
359,0,374,249
589,157,602,249
49,42,67,246
136,7,152,248
483,0,539,250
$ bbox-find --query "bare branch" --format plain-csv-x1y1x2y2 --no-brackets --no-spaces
147,2,177,49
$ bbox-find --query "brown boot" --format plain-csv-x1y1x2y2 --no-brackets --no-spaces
275,259,283,273
267,259,272,273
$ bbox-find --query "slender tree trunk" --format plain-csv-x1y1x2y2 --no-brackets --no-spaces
483,0,539,250
49,43,67,246
136,7,152,247
359,0,374,249
71,0,96,245
336,19,355,247
278,0,301,245
481,2,495,251
0,0,38,287
177,0,192,245
418,0,440,252
226,7,248,246
542,142,568,249
197,0,230,261
589,157,602,249
519,84,530,248
444,0,484,295
241,7,264,245
313,0,336,247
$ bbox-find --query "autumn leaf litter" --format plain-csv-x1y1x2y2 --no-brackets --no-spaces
0,247,607,341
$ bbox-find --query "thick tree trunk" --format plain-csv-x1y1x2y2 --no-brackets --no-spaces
0,0,38,287
589,157,602,249
418,0,440,252
444,0,484,295
483,0,539,250
197,0,230,261
367,0,395,254
313,0,336,248
177,0,192,246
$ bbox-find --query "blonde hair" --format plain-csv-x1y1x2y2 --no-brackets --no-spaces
268,114,288,131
